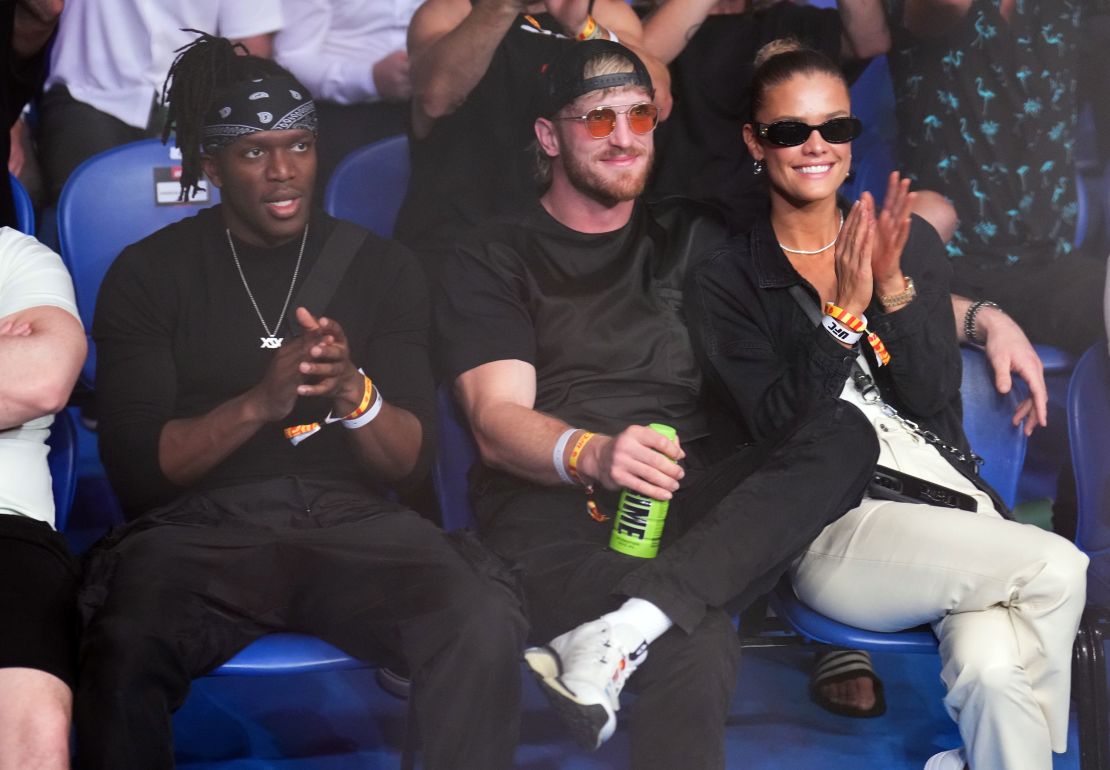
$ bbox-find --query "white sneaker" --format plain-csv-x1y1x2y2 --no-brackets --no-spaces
523,619,648,750
924,748,967,770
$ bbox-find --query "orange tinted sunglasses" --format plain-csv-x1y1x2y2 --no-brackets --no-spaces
554,102,659,138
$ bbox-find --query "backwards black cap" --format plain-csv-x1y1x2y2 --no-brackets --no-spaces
538,39,653,117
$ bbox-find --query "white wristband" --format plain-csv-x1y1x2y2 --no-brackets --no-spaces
553,427,578,485
342,385,383,429
822,314,863,346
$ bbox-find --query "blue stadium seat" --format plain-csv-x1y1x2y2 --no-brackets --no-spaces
1068,344,1110,607
1066,344,1110,770
323,135,410,238
46,408,78,533
9,173,34,235
432,383,480,532
56,139,221,388
959,345,1029,508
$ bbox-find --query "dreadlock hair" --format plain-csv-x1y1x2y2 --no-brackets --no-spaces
160,30,296,201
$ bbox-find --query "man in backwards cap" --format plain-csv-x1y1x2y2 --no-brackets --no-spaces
79,32,525,770
437,38,877,766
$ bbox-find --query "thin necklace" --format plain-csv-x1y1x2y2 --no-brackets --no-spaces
226,225,308,349
778,212,845,255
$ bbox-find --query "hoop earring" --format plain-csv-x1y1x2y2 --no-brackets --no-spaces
753,159,764,175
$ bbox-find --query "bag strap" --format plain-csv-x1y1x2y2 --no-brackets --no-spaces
289,220,368,336
788,284,824,326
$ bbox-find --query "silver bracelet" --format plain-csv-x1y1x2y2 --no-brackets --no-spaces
553,427,578,485
963,300,1000,345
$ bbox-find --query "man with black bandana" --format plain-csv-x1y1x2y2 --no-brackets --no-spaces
437,39,877,767
77,32,526,770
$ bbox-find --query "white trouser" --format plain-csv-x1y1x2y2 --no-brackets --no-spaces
792,492,1087,770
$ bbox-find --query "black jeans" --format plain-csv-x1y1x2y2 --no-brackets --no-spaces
952,251,1108,356
475,398,877,770
75,477,526,770
36,85,160,204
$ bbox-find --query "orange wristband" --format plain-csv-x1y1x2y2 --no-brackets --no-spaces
823,302,891,366
576,14,599,40
567,431,595,485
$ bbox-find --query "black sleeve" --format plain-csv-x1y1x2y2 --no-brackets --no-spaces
866,215,961,419
93,245,183,514
355,242,437,485
685,240,859,442
435,234,536,384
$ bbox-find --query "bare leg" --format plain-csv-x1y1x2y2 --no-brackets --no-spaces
0,668,71,770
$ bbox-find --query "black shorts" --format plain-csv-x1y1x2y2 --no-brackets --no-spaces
0,515,80,690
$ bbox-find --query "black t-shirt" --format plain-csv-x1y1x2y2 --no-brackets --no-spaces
394,12,571,262
94,207,435,515
436,197,727,441
650,5,842,234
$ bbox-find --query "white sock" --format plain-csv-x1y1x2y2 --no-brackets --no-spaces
601,598,674,647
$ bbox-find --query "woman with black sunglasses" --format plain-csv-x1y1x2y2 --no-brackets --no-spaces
685,39,1088,770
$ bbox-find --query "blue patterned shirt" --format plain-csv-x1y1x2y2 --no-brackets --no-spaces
886,0,1082,270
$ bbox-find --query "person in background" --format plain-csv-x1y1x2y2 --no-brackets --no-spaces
2,0,61,226
275,0,422,199
36,0,283,203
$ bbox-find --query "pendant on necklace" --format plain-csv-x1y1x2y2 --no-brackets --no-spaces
260,336,284,349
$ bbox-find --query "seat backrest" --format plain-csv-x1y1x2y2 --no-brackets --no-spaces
57,139,220,386
323,135,410,238
9,173,34,235
432,384,480,532
959,345,1028,509
46,408,78,532
1068,344,1110,605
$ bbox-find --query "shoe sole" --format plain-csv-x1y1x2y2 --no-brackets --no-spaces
523,647,615,751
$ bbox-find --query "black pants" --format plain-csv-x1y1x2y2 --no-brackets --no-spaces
0,515,80,689
75,477,526,770
476,399,877,770
952,251,1107,356
36,86,161,204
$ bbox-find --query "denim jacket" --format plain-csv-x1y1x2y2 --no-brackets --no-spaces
684,211,1007,514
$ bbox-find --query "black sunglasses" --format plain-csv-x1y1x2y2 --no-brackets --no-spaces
755,117,863,147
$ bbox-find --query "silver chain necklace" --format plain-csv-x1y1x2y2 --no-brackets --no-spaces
778,212,845,255
226,225,308,349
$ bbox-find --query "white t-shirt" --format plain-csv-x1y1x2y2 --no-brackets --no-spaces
45,0,285,128
274,0,422,104
0,228,81,527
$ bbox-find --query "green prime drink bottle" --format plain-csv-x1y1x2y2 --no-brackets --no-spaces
609,423,677,559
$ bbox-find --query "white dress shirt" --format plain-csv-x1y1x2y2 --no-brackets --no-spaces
275,0,422,105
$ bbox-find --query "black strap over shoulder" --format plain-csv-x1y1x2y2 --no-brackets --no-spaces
788,284,824,326
289,220,369,336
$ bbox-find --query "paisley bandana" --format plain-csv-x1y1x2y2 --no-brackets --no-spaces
201,75,318,150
